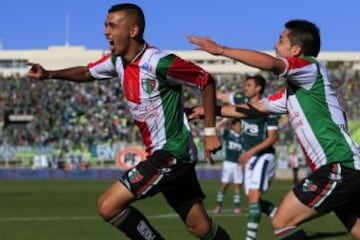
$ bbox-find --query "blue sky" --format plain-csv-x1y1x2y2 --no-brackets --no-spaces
1,0,359,51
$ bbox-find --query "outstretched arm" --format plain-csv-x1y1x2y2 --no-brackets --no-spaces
187,35,286,75
188,102,269,120
27,63,94,82
220,102,268,119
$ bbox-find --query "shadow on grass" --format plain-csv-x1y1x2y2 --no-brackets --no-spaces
308,231,349,239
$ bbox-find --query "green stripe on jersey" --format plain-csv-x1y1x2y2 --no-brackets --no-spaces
155,54,191,161
155,54,175,80
297,57,355,168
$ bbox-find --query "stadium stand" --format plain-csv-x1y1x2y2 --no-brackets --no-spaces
0,46,360,170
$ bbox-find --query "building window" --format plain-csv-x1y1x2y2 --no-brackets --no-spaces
0,59,28,69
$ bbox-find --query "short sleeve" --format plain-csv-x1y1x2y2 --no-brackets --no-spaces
262,87,287,114
87,54,117,79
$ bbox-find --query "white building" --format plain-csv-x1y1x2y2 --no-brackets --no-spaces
1,45,360,77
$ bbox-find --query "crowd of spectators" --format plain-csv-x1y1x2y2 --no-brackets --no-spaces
0,75,140,151
0,66,359,153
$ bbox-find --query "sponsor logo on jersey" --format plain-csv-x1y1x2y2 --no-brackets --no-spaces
329,172,342,182
302,179,318,192
141,63,150,71
128,168,144,184
243,122,259,135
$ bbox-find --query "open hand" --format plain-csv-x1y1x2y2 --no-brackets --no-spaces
187,35,224,56
27,62,49,80
185,106,205,121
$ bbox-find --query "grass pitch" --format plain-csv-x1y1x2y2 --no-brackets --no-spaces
0,179,350,239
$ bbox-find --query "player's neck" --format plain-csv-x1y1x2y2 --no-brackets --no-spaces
249,95,261,103
126,42,147,63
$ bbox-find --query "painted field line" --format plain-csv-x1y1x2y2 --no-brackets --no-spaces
0,209,248,222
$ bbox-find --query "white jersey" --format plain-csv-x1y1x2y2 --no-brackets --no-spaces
88,44,211,162
263,56,360,171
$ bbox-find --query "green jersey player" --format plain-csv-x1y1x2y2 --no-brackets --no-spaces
213,119,244,215
217,75,279,240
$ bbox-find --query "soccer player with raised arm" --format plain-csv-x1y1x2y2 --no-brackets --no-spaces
27,3,230,240
188,19,360,239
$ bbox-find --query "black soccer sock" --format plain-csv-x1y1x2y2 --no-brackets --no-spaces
200,221,230,240
105,206,165,240
274,226,309,240
260,199,277,218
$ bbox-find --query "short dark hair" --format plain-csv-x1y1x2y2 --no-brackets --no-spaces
108,3,145,37
246,75,266,95
285,19,321,57
231,119,241,125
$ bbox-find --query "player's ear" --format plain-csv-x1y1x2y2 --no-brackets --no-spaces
130,25,140,38
291,44,302,57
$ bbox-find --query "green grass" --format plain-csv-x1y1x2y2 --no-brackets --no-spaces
0,179,351,240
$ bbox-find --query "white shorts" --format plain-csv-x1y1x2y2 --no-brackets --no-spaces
221,161,244,184
244,153,276,195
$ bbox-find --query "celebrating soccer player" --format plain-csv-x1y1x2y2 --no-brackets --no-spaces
188,19,360,239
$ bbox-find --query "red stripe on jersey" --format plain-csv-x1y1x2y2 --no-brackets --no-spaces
295,135,316,171
268,87,286,101
123,61,141,104
135,120,152,154
87,54,111,68
168,57,210,88
286,57,313,70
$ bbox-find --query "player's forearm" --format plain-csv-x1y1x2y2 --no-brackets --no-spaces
216,105,246,118
201,77,217,128
221,48,285,75
46,66,94,82
216,103,268,119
